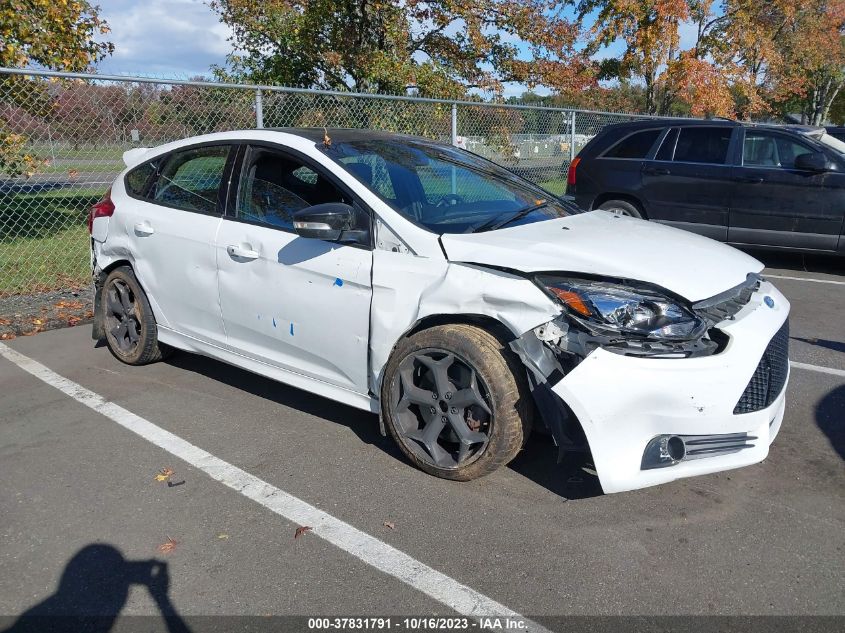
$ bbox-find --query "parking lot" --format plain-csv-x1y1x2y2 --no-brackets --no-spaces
0,249,843,629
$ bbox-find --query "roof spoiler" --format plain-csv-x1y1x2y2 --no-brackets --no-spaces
122,147,151,168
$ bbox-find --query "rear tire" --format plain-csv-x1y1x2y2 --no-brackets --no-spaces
381,324,533,481
100,266,167,365
597,199,643,219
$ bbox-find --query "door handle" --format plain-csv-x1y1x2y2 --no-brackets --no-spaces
734,176,764,184
226,244,259,260
643,167,670,176
133,221,154,236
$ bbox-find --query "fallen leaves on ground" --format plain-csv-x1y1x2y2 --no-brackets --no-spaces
217,533,230,540
0,333,14,340
54,300,85,310
157,537,178,554
0,318,10,325
383,521,395,530
154,467,174,482
294,525,313,539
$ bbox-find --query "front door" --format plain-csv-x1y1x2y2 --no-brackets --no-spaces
729,129,842,251
215,144,373,394
640,125,736,241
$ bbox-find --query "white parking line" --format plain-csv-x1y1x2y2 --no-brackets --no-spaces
790,360,845,378
765,274,845,286
0,342,547,630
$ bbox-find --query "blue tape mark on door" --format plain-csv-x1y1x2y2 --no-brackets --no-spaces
272,317,277,328
334,278,344,287
289,323,294,336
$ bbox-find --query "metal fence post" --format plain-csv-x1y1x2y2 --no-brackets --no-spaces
451,102,458,146
569,111,576,164
255,89,264,129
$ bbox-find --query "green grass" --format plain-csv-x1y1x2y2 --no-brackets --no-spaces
0,189,101,295
538,178,567,197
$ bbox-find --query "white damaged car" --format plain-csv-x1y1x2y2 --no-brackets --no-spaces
89,129,790,493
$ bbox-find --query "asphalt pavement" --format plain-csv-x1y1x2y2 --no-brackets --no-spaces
0,251,843,630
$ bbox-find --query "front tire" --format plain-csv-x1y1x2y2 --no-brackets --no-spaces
381,324,532,481
101,266,166,365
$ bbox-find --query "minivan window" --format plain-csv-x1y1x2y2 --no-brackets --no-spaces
655,128,679,161
604,129,661,159
152,146,230,213
673,127,732,164
743,131,815,169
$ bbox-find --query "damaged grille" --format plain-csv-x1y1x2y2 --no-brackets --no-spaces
733,319,790,415
693,273,761,324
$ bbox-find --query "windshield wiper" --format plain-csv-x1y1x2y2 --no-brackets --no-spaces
466,201,550,233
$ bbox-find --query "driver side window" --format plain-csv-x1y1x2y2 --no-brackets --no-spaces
236,147,352,231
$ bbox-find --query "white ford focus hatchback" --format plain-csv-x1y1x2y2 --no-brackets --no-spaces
89,128,790,493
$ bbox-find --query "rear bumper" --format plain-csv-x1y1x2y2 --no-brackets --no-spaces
550,281,789,494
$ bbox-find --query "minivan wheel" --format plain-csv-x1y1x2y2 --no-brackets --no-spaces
101,266,167,365
597,199,643,219
382,324,532,481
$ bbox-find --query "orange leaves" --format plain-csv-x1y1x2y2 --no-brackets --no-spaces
154,467,175,482
294,525,313,539
157,537,178,554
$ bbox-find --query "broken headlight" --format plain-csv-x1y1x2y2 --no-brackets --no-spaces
536,276,705,341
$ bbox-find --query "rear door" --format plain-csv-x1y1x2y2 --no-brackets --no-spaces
729,129,842,250
640,125,737,241
215,144,373,394
124,143,233,343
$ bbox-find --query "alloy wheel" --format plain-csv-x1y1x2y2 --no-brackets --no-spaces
391,348,493,469
105,279,141,355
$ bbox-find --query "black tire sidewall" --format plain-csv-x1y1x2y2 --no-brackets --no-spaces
381,324,531,481
101,266,161,365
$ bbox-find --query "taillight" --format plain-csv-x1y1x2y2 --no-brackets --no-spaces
88,188,115,234
567,156,581,187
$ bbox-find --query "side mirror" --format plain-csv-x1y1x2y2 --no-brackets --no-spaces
293,203,355,240
794,152,833,172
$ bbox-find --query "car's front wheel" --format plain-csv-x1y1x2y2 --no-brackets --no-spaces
381,324,532,481
101,266,167,365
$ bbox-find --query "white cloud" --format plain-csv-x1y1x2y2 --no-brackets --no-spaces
94,0,233,77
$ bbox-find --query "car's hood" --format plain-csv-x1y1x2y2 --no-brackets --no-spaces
439,211,764,302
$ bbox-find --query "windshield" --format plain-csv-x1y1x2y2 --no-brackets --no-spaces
321,138,577,234
817,133,845,155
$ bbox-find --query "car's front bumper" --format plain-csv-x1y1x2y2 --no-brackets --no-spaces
551,281,789,494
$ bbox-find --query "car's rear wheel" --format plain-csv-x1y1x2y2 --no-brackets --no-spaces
382,324,532,481
597,199,643,219
101,266,167,365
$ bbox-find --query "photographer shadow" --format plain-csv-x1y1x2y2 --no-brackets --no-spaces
2,544,191,633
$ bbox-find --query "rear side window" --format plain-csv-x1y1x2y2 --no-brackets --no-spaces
673,127,732,164
655,128,679,161
124,161,156,196
152,145,230,213
604,129,662,159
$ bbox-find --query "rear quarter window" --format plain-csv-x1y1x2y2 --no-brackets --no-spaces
673,127,733,164
124,161,157,197
603,129,662,159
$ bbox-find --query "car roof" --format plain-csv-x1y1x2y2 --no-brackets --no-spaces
602,118,825,135
268,127,435,144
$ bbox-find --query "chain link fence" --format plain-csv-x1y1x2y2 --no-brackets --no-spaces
0,67,660,298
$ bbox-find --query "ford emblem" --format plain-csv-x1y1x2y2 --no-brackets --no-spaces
764,296,775,308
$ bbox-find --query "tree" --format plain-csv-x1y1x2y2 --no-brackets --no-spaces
209,0,595,98
577,0,693,115
0,0,113,176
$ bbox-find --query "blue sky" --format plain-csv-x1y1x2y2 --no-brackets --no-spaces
94,1,701,97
